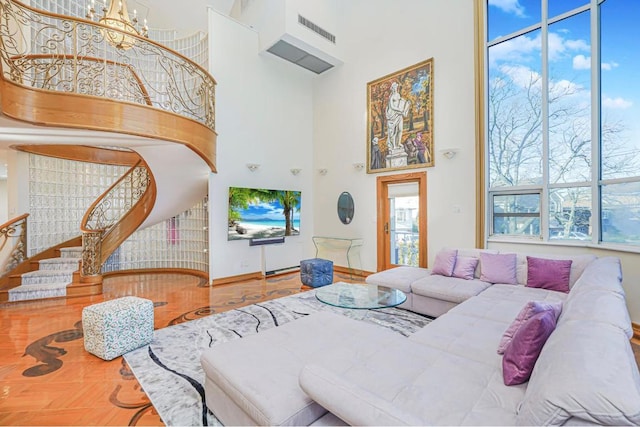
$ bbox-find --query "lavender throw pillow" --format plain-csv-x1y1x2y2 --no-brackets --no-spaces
497,300,563,354
502,309,557,386
526,256,573,293
431,249,458,277
480,252,517,284
452,256,479,280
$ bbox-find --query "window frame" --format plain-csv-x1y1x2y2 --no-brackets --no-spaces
480,0,640,248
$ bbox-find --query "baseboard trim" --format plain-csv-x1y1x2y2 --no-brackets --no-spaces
633,322,640,343
104,268,208,278
211,271,264,286
333,265,373,279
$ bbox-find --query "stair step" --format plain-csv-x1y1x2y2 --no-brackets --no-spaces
21,270,75,286
39,258,81,271
59,247,83,259
8,282,68,302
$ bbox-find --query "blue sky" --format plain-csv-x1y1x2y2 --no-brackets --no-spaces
487,0,639,158
238,200,301,222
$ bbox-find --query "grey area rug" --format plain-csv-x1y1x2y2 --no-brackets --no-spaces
124,284,433,426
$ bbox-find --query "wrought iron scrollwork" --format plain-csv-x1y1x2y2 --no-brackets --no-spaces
0,213,28,276
81,163,150,277
0,0,215,129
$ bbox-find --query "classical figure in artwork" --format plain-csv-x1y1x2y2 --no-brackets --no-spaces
370,137,384,170
385,81,410,150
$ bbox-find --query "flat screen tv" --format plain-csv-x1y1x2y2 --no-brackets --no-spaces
228,187,301,241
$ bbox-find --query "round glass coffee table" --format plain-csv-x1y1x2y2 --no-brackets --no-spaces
315,282,406,309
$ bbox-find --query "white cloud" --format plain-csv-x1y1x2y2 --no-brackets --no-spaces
603,96,633,109
497,65,585,100
565,39,590,51
549,78,583,98
499,65,542,89
488,0,525,17
548,33,589,62
573,55,590,70
491,32,590,68
489,34,539,67
601,61,619,71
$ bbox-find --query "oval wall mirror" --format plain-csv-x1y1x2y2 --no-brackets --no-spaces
337,192,355,224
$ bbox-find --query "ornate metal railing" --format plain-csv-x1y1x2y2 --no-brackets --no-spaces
0,0,215,130
0,213,28,277
80,160,152,277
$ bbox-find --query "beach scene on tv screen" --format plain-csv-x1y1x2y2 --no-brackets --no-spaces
228,187,301,240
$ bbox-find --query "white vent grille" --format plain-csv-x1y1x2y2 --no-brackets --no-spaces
298,14,336,44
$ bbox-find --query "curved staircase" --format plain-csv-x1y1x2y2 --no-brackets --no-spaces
0,0,217,302
9,246,82,301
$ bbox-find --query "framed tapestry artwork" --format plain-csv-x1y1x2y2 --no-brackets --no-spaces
367,58,434,173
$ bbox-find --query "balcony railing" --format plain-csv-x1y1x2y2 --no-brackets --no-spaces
0,213,28,277
0,0,215,131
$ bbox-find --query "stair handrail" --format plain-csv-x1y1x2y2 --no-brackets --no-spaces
0,0,216,131
80,160,155,278
0,213,28,277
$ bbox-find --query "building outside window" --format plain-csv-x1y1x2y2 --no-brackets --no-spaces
484,0,640,245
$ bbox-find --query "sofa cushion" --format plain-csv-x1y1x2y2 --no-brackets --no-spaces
567,256,624,296
497,300,563,354
365,266,430,293
502,309,557,385
525,256,572,293
299,332,524,426
299,364,424,426
480,253,517,284
561,288,633,339
478,284,567,306
516,320,640,425
411,275,492,304
409,310,511,365
515,253,597,287
452,256,479,280
432,249,458,276
200,311,407,426
445,248,498,279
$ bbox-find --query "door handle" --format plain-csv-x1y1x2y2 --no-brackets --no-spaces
384,222,389,234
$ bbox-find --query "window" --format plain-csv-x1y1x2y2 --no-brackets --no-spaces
484,0,640,245
491,192,541,236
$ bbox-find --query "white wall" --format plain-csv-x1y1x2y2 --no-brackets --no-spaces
312,0,477,272
6,150,29,219
208,9,315,280
0,179,7,224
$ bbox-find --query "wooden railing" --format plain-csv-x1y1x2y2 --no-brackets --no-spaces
80,160,156,280
0,213,28,277
0,0,217,171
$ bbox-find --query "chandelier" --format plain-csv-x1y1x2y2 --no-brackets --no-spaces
86,0,149,50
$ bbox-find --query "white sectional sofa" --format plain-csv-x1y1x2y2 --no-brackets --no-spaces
200,255,640,426
365,248,597,317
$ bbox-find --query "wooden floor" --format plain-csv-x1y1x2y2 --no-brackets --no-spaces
0,272,639,426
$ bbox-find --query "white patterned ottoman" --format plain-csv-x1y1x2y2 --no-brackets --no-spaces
82,296,154,360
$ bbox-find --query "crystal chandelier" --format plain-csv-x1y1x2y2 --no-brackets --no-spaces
86,0,149,50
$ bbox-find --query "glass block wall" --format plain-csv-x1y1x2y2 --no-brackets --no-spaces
28,154,210,274
28,154,128,255
102,197,209,273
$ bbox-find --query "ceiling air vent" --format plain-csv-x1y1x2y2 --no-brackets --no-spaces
298,14,336,44
266,39,334,74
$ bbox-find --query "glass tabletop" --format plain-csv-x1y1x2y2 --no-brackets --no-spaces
315,282,407,309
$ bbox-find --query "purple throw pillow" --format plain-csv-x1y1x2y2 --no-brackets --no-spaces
526,256,572,293
452,256,479,280
480,252,517,284
431,249,458,277
497,300,563,354
502,309,557,386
